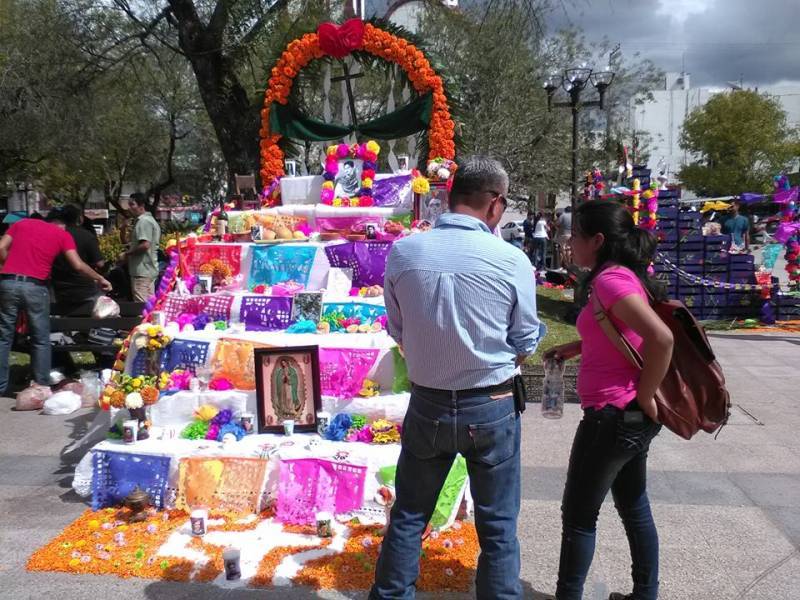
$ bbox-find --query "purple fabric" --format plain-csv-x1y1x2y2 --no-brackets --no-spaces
774,187,798,204
316,216,385,233
352,241,393,286
91,450,172,510
324,241,392,287
324,242,355,269
774,222,800,244
239,295,294,331
739,193,764,203
159,339,210,372
372,174,412,207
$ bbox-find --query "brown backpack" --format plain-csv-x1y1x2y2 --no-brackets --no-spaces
592,292,731,440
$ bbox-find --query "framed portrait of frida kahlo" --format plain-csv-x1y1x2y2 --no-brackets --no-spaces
253,346,321,434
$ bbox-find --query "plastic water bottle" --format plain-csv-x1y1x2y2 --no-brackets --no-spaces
541,357,566,419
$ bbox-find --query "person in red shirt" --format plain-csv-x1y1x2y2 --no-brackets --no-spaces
0,212,112,395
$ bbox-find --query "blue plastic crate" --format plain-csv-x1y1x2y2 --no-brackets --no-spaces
678,293,703,309
703,262,729,274
679,252,703,265
729,254,755,266
728,272,756,284
704,234,731,245
703,253,730,264
657,207,679,219
678,231,704,244
657,189,681,199
728,292,759,307
680,241,705,251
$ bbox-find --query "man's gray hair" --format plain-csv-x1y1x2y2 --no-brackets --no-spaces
450,155,508,201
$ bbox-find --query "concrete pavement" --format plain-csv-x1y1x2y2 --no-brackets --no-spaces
0,332,798,599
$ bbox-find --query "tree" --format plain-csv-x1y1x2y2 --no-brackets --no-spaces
416,2,663,204
679,90,800,196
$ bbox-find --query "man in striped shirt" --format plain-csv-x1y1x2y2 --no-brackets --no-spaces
370,156,543,599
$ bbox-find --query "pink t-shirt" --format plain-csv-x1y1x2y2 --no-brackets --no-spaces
576,266,647,410
1,219,76,280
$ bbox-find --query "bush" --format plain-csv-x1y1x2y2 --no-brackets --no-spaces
98,231,126,264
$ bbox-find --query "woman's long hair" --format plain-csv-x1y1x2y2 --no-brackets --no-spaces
575,200,663,299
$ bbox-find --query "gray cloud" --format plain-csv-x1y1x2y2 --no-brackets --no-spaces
547,0,800,86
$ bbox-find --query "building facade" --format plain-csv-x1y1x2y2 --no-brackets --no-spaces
630,73,800,186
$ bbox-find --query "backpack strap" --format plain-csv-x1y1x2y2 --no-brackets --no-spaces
591,289,644,370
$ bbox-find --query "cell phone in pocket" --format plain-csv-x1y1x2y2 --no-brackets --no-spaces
623,410,644,423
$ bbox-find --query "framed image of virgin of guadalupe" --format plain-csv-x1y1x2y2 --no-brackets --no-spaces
254,346,321,433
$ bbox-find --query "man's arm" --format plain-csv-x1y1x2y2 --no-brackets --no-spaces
64,249,112,291
508,256,544,360
0,234,12,265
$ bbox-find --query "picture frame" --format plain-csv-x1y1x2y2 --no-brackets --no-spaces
284,159,298,177
334,158,364,201
364,222,379,240
291,291,323,324
414,182,449,224
396,154,410,173
195,274,213,295
254,346,322,434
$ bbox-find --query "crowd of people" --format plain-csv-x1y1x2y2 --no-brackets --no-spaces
514,206,574,272
0,196,160,396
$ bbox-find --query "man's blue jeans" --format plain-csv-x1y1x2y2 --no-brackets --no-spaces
0,279,52,393
370,384,522,599
556,404,661,600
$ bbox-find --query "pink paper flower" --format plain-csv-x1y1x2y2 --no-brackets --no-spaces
337,143,350,158
209,377,234,391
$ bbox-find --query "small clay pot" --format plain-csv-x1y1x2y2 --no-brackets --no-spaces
346,234,366,241
320,232,341,241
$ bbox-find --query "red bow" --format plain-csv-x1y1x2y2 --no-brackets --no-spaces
317,19,365,58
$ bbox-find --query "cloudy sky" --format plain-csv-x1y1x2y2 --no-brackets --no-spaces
546,0,800,87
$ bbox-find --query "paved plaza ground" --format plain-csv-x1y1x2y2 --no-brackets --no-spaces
0,332,797,599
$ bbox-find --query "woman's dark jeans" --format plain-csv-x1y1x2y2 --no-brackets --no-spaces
556,404,662,600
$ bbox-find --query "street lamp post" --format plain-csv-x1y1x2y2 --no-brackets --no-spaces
544,65,615,215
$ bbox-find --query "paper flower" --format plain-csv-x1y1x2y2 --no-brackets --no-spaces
194,404,219,421
412,175,430,195
325,413,353,441
181,420,210,440
125,392,143,410
211,408,233,425
217,422,245,441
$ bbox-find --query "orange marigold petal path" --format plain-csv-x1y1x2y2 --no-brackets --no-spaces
26,508,194,581
27,509,479,592
296,522,478,591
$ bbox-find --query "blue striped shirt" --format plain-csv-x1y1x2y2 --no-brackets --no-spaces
384,212,543,390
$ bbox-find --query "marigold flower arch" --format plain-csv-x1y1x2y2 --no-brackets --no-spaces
259,21,456,188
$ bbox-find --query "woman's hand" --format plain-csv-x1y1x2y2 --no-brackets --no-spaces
637,395,660,422
543,341,581,362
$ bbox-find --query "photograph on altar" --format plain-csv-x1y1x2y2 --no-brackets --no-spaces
415,183,449,223
291,291,323,324
254,346,321,433
334,159,363,200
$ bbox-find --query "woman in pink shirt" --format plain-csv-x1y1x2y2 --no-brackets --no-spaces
546,201,674,600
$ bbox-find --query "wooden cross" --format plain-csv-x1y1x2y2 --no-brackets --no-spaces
330,59,364,128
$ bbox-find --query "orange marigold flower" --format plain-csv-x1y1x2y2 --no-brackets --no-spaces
141,386,159,406
110,390,125,409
